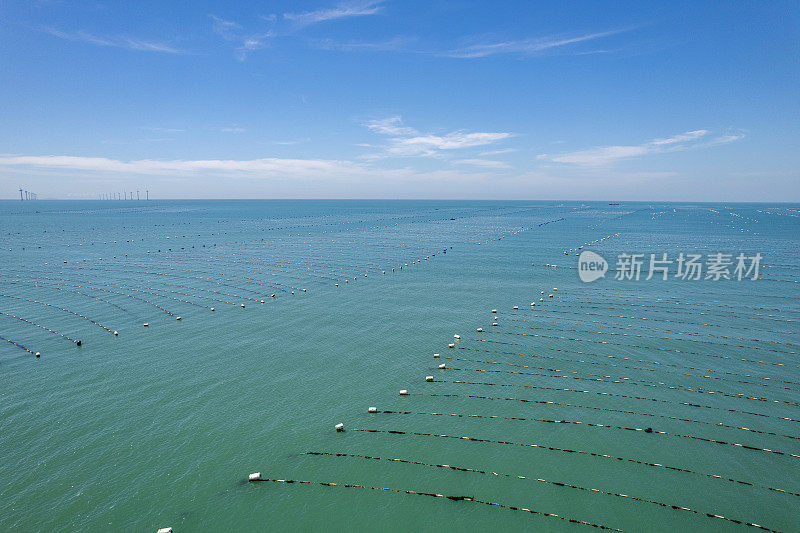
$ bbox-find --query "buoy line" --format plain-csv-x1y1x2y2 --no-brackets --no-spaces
0,311,82,345
518,306,793,336
498,318,798,354
370,410,798,459
351,428,797,501
441,366,800,409
581,284,800,303
457,341,800,386
569,288,798,314
526,301,795,326
425,393,800,441
432,380,800,424
0,294,116,333
0,334,39,357
299,451,780,530
500,315,798,352
470,337,798,370
10,277,176,317
447,352,800,393
5,279,137,317
246,474,624,530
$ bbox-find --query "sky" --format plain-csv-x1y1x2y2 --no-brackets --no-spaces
0,0,798,200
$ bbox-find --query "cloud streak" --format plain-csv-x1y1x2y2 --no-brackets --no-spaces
284,0,384,28
538,130,744,166
363,116,513,157
442,30,624,58
40,27,183,54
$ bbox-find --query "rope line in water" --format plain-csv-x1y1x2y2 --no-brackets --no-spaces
426,393,800,442
351,428,799,498
0,294,116,333
446,353,799,393
300,452,780,531
0,311,81,345
0,334,38,357
456,342,799,386
372,410,799,459
433,380,800,424
247,475,624,531
443,366,800,409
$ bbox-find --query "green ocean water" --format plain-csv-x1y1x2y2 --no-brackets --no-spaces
0,200,797,532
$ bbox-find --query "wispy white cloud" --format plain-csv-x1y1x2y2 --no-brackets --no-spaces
220,126,247,133
364,116,419,136
363,116,513,157
40,27,182,53
443,30,623,59
539,130,744,166
284,0,384,28
452,158,511,169
209,15,274,60
314,36,413,52
479,148,516,156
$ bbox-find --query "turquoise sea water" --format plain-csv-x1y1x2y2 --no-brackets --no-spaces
0,200,797,532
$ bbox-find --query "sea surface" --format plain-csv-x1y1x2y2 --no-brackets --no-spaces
0,200,797,532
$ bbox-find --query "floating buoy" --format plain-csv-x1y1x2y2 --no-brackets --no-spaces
241,304,246,308
271,294,276,298
368,407,377,413
399,389,409,395
157,528,173,533
513,306,518,310
176,316,181,321
303,288,307,292
476,328,483,332
549,294,553,298
335,283,338,287
248,472,262,482
143,323,149,327
76,340,82,346
426,376,434,381
210,307,215,311
553,288,558,291
35,352,40,357
539,298,544,302
113,331,118,336
491,309,497,314
531,302,535,306
335,423,344,432
433,353,440,358
448,343,454,348
492,322,499,326
438,363,446,369
260,300,265,304
541,291,544,295
453,334,460,339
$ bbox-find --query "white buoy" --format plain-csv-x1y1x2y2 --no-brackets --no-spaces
249,472,262,481
303,288,307,292
531,302,535,306
539,298,544,302
241,304,246,308
335,283,339,287
113,331,118,336
368,407,377,413
260,300,265,304
492,322,499,326
210,307,215,311
549,294,553,298
541,291,544,294
491,309,497,314
335,423,344,432
453,334,460,339
35,352,40,357
433,353,440,358
553,288,558,291
399,389,409,395
176,316,181,321
513,306,518,310
448,343,455,348
143,323,149,327
438,363,446,369
477,328,483,332
426,376,434,381
157,528,173,533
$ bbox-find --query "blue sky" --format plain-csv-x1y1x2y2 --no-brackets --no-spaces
0,0,797,200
